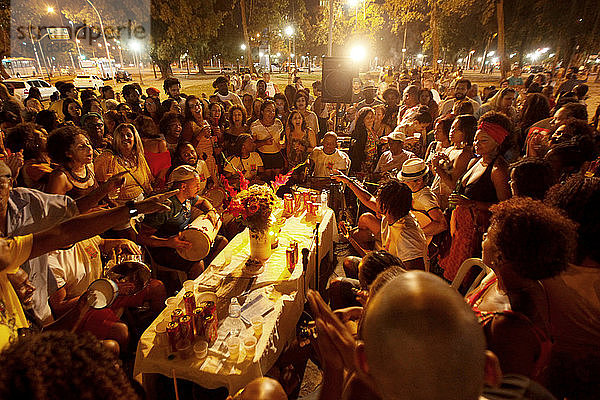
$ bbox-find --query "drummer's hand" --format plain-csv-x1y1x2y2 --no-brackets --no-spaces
110,239,141,255
206,209,219,227
78,291,95,311
168,232,192,250
134,189,179,214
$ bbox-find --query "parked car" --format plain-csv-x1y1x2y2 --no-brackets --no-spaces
73,75,104,90
115,70,132,82
2,79,59,101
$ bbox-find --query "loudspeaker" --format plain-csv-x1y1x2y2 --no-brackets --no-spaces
321,56,357,104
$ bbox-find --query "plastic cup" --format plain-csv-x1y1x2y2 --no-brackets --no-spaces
164,296,178,310
155,321,168,347
251,317,264,338
182,280,195,292
176,339,193,360
194,340,208,359
197,292,217,304
243,336,257,361
226,336,240,359
223,249,232,265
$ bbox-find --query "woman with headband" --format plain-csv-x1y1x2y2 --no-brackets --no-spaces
440,111,512,281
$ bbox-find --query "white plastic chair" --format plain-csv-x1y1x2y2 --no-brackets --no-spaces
451,258,491,295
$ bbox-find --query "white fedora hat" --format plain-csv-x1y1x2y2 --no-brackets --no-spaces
398,158,429,181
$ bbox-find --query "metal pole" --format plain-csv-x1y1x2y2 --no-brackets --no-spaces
327,0,333,56
117,45,124,67
28,25,44,78
37,33,52,80
137,50,143,84
401,24,407,67
85,0,115,84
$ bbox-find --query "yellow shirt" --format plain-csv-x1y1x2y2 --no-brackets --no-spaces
94,150,153,203
0,234,33,350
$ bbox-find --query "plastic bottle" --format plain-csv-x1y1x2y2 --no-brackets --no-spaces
228,297,243,336
321,190,329,207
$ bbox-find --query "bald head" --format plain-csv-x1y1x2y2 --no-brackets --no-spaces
240,377,287,400
360,271,485,400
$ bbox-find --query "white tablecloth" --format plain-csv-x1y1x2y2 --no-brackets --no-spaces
134,208,336,394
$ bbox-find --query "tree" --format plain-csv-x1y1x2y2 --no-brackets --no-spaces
150,0,226,77
0,0,10,78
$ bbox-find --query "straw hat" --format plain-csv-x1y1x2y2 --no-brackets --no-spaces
398,158,429,181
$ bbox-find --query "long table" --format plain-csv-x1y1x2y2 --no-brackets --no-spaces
134,207,336,395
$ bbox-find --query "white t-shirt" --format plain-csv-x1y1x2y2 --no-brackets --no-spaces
375,150,415,173
250,119,283,154
381,214,427,262
194,160,211,194
302,110,319,135
216,91,242,106
265,82,277,97
310,147,350,177
224,152,264,179
48,236,104,299
411,186,441,233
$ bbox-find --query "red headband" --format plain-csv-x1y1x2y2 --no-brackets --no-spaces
478,121,508,144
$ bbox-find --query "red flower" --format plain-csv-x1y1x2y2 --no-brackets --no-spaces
220,174,238,198
271,169,293,193
238,171,250,191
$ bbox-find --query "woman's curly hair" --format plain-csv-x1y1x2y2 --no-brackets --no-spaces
487,197,577,280
0,331,140,400
545,176,600,264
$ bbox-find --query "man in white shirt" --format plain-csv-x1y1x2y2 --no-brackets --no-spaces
439,78,480,116
48,237,166,349
262,72,278,97
397,158,448,245
332,173,427,270
310,132,350,177
375,130,415,175
213,76,242,107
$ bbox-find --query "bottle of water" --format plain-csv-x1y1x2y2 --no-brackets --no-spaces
321,190,329,207
228,297,243,336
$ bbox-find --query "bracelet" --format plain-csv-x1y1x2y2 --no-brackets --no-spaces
125,200,139,218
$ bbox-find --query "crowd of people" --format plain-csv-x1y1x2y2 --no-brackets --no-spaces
0,62,598,400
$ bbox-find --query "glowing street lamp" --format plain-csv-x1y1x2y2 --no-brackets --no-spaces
46,6,54,13
240,44,247,51
129,40,143,84
285,25,294,75
350,44,366,63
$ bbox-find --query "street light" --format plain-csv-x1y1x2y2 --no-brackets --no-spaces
130,40,143,84
350,44,366,63
285,25,294,76
240,44,247,51
47,6,54,13
84,0,115,84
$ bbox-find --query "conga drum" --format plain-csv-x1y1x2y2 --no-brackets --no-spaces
106,253,152,296
177,214,223,261
203,187,226,210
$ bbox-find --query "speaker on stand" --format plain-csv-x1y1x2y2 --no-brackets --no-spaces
321,56,358,133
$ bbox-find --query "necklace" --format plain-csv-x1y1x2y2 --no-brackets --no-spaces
67,165,90,183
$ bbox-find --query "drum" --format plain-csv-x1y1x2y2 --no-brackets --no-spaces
204,187,226,210
87,279,119,309
106,254,152,296
178,214,223,261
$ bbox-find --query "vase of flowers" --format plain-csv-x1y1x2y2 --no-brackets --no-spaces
227,184,280,260
223,169,295,261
